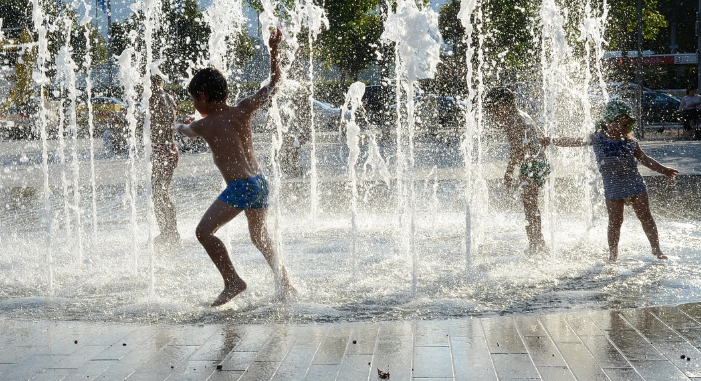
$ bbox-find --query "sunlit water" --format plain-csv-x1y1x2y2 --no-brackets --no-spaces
1,137,698,324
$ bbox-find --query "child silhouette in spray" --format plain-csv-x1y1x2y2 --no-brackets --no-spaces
485,87,550,254
543,100,678,262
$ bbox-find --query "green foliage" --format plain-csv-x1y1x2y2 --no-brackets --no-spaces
315,0,382,81
606,0,667,51
3,28,37,111
0,0,107,71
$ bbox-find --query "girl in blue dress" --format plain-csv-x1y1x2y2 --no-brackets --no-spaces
544,101,678,262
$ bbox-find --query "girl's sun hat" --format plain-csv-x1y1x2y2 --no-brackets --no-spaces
602,100,635,124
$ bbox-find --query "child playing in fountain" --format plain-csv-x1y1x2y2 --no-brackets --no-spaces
542,100,678,262
485,87,549,255
176,28,295,307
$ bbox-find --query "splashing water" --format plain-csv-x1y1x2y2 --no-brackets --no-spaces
0,0,699,325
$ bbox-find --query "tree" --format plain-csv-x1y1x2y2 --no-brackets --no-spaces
2,27,36,112
605,0,667,52
315,0,382,82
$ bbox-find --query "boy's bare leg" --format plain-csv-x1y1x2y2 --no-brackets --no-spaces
520,180,546,253
245,208,296,296
605,199,625,262
630,193,668,260
196,200,247,306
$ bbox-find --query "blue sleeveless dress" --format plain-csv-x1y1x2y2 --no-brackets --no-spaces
591,133,647,200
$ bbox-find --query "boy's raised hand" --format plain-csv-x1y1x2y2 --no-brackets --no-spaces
269,28,282,50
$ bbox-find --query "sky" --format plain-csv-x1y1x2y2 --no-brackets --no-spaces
88,0,450,38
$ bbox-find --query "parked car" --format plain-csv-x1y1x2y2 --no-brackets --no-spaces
385,94,467,140
311,99,343,131
642,92,681,124
77,96,126,136
362,84,424,129
0,106,36,140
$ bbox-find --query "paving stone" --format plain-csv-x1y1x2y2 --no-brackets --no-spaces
629,358,690,380
446,318,484,338
239,360,280,381
578,334,631,368
651,340,701,378
602,367,646,381
413,345,453,378
565,314,605,337
311,326,350,365
536,365,576,381
60,359,118,381
513,315,546,337
491,353,539,379
373,329,413,381
587,310,634,332
345,324,378,356
415,321,450,347
451,335,498,381
521,335,567,367
336,354,373,381
25,368,74,381
539,314,580,343
482,318,527,354
188,325,247,362
605,329,667,361
220,350,258,372
556,341,611,380
305,363,339,380
165,360,218,381
649,306,701,330
270,334,322,381
620,308,686,343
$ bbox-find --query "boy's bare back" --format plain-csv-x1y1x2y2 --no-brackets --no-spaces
179,29,282,184
187,105,261,183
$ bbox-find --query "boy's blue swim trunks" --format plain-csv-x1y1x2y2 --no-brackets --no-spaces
217,174,269,210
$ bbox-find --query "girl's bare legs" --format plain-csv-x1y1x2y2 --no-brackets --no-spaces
245,208,296,296
605,199,625,262
520,179,546,253
196,200,246,306
629,192,668,259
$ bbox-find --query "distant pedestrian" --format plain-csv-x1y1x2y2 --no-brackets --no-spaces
543,100,678,262
679,84,701,139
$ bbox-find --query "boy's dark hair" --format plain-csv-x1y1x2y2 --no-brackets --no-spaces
188,67,228,101
484,87,516,110
687,84,698,95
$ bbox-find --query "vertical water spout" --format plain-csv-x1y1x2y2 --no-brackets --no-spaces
382,0,442,297
31,0,53,292
117,46,141,274
458,0,479,270
79,1,98,244
303,0,328,223
140,0,162,296
340,82,365,277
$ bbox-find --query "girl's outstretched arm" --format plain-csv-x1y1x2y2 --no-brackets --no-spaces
633,143,679,179
541,135,590,147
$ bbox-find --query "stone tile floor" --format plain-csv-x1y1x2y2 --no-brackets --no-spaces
4,303,701,380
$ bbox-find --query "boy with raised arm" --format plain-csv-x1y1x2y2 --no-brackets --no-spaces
177,29,295,307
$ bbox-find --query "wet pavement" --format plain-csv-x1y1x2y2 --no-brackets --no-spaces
5,303,701,380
